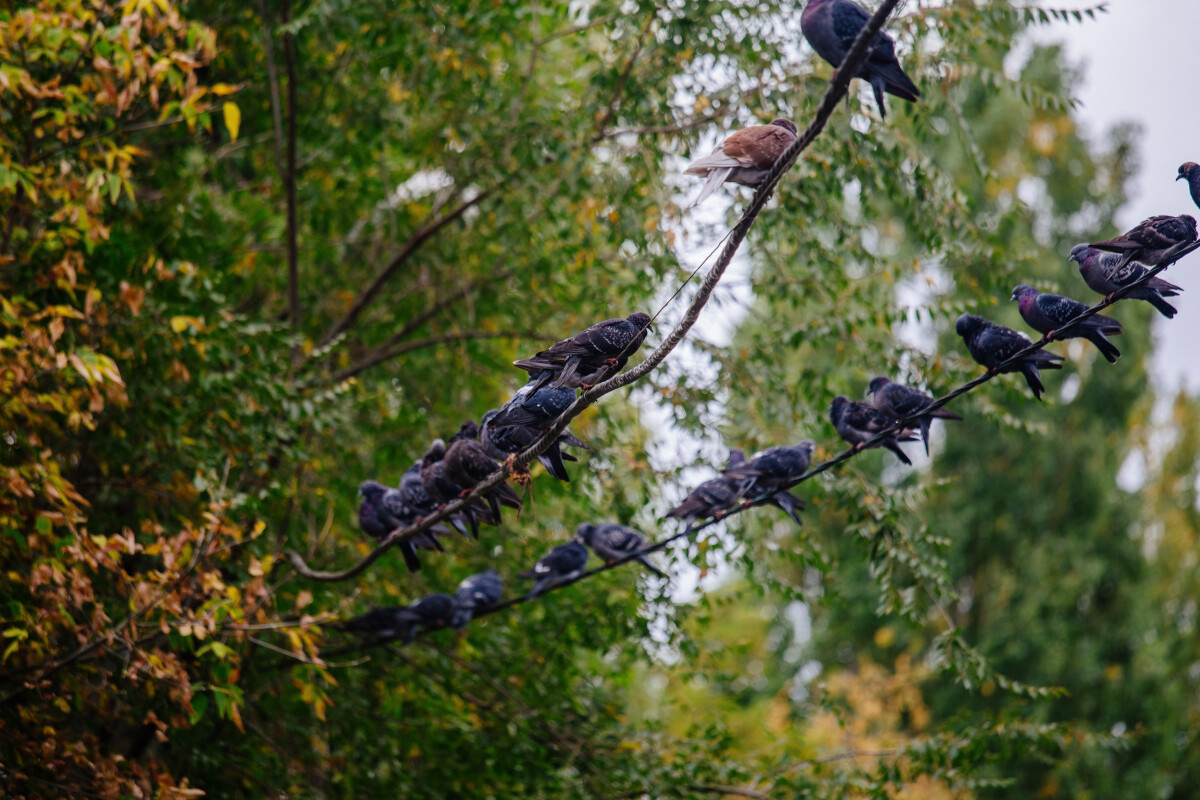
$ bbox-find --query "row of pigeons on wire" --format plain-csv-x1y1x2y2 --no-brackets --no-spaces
340,0,1200,644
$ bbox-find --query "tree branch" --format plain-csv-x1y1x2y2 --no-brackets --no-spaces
283,0,302,366
326,329,552,384
282,0,907,583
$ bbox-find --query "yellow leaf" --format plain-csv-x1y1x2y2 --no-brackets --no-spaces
170,316,191,333
210,83,239,96
223,102,241,143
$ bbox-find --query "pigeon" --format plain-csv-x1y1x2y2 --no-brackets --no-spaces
575,522,665,577
342,593,456,643
723,441,814,526
357,480,437,573
451,569,504,629
866,377,962,457
1069,244,1182,318
419,439,495,538
481,373,591,481
1010,284,1124,364
1179,162,1200,211
801,0,920,120
1090,214,1197,269
666,451,748,532
829,396,918,465
442,421,523,521
954,313,1064,401
397,461,474,543
683,118,798,207
513,312,652,390
519,540,590,598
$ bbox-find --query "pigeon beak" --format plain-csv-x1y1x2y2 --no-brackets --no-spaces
1177,174,1185,181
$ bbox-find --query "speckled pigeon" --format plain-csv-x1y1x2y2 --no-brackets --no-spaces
666,450,748,532
342,593,456,643
519,540,590,598
1011,284,1123,364
513,312,652,390
1090,214,1197,269
357,480,438,573
724,441,813,526
829,396,918,465
954,313,1064,401
865,377,961,457
1069,243,1182,318
451,569,504,630
575,522,665,577
481,373,591,481
1179,162,1200,211
801,0,920,120
443,420,523,521
683,118,798,207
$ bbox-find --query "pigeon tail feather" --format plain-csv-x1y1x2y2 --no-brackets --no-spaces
690,166,734,208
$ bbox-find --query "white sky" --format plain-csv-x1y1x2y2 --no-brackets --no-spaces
1048,0,1200,393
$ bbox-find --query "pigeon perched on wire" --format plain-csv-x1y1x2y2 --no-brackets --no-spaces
513,312,652,390
683,118,798,208
955,313,1064,401
575,523,665,577
1179,162,1200,211
723,441,814,526
342,594,456,643
520,540,590,599
1010,284,1124,364
358,480,442,573
866,377,961,457
443,420,523,521
1070,244,1182,317
829,396,918,465
801,0,920,120
1089,214,1197,269
451,569,504,630
481,373,591,481
666,450,748,532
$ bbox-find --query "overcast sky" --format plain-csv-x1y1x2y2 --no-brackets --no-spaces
1046,1,1200,393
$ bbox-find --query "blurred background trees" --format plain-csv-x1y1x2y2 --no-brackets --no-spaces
3,1,1197,798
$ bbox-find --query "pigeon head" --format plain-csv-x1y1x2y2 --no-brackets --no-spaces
1178,162,1199,181
797,440,815,459
1010,284,1037,302
455,419,480,441
829,395,850,426
480,409,500,427
1068,243,1091,264
358,480,387,500
955,313,985,337
727,448,746,467
627,311,652,329
770,118,799,135
422,439,447,466
574,523,596,544
867,376,892,396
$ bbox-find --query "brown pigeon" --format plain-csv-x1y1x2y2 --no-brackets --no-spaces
684,118,798,207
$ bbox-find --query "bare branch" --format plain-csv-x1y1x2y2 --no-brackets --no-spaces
327,329,552,385
685,785,770,799
535,12,620,46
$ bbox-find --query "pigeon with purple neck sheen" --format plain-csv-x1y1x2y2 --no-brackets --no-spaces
829,396,918,465
513,312,652,390
1179,162,1200,211
451,569,504,630
1069,244,1182,318
723,441,813,526
801,0,920,120
955,313,1064,401
683,118,798,207
342,593,456,643
665,450,748,532
866,377,962,457
575,523,665,577
520,540,590,599
1089,214,1197,269
1010,284,1124,364
442,420,523,521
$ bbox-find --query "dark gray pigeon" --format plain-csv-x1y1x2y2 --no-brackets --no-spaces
419,439,496,538
342,593,456,643
954,313,1064,401
1179,162,1200,211
723,441,814,526
575,523,665,577
1011,284,1123,364
481,373,591,481
666,450,748,532
358,480,431,573
683,119,799,207
451,569,504,630
513,312,652,390
866,377,961,457
1070,243,1182,317
801,0,920,120
396,461,473,542
519,540,590,598
1090,214,1197,269
829,396,918,465
443,420,523,521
